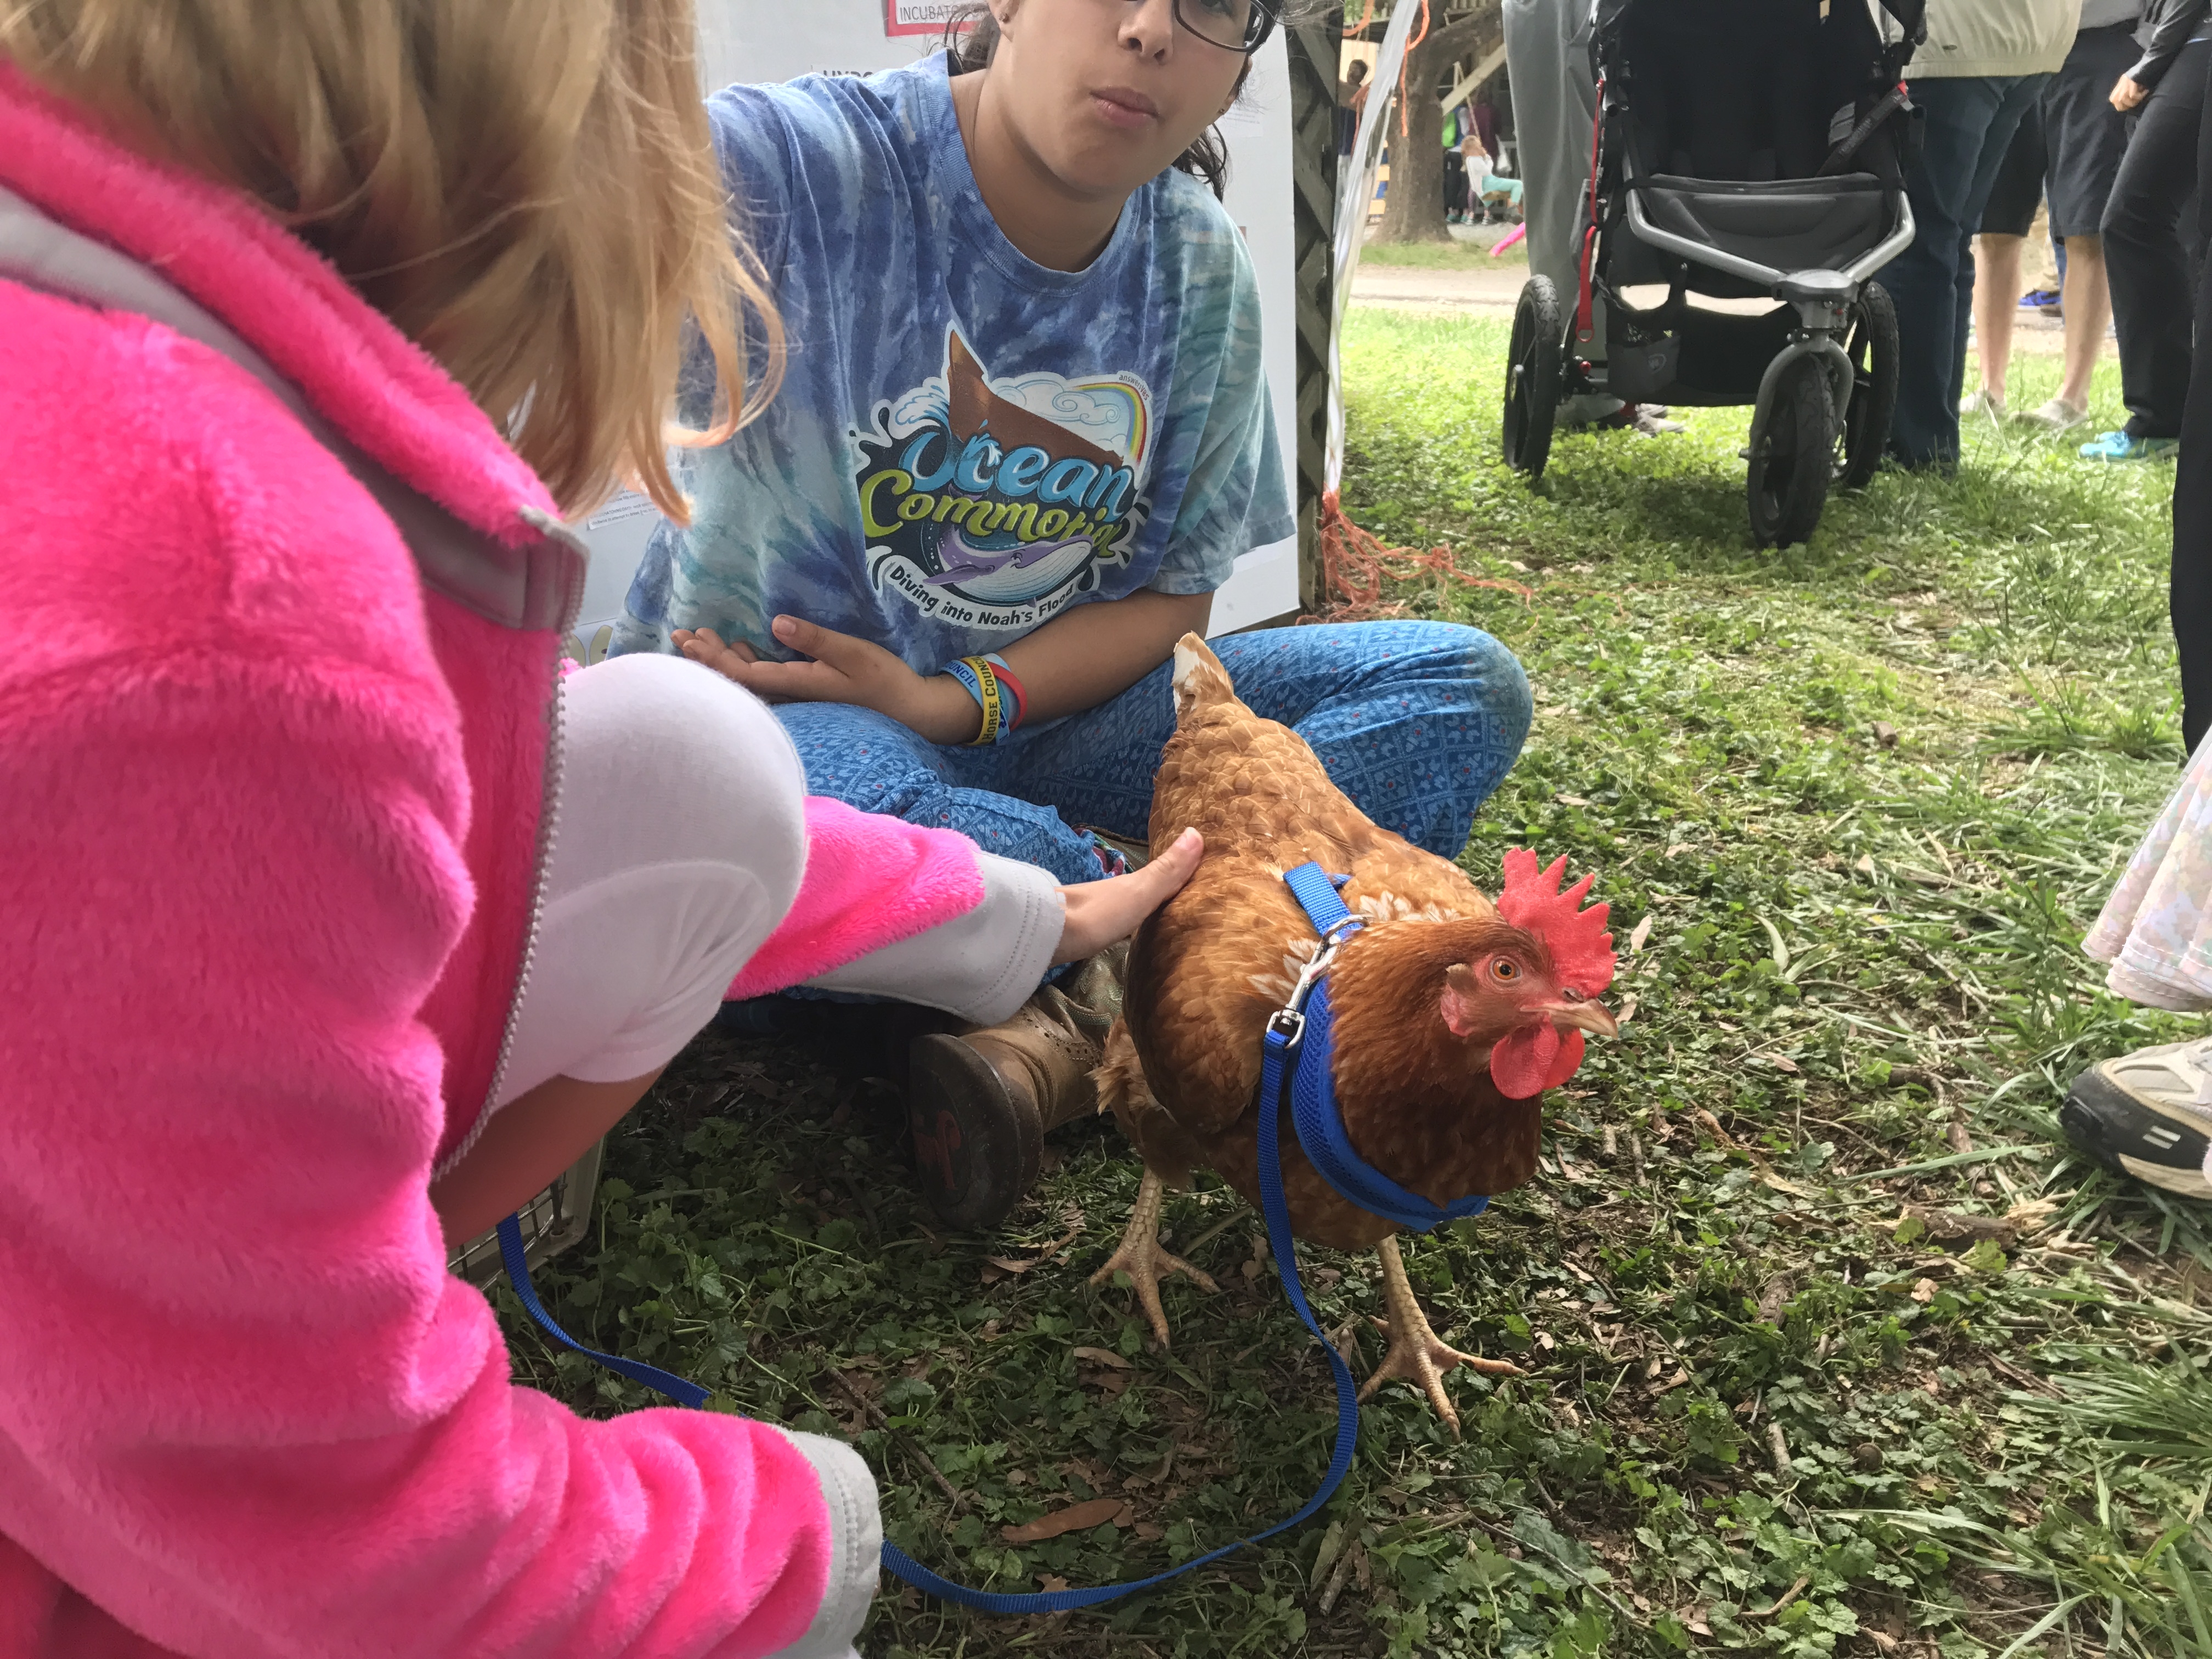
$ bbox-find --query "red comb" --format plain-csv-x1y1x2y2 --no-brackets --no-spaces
1497,849,1616,996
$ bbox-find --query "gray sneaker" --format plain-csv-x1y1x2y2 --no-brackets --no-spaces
2061,1035,2212,1200
2021,396,2087,432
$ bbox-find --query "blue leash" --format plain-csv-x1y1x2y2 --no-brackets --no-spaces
497,862,1485,1613
496,1214,709,1408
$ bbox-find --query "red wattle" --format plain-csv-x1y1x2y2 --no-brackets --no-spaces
1543,1029,1587,1089
1489,1024,1559,1099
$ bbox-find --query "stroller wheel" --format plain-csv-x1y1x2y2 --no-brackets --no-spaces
1837,282,1899,491
1503,275,1563,479
1747,358,1833,549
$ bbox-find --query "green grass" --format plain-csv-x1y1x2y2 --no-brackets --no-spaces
494,309,2208,1658
1360,228,1527,270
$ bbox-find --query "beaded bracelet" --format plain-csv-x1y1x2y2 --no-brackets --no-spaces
945,652,1026,746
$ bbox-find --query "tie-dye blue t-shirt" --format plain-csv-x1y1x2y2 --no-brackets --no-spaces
612,52,1292,675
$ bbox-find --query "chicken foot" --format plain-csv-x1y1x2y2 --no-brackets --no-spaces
1088,1169,1219,1347
1357,1236,1522,1437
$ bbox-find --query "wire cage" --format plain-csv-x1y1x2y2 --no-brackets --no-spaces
447,1137,607,1291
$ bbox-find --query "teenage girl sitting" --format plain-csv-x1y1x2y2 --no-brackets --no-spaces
620,0,1536,1231
0,2,1198,1654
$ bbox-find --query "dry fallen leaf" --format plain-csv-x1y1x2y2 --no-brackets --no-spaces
1757,1169,1819,1200
982,1224,1083,1277
1080,1369,1135,1397
1628,913,1654,953
1556,793,1594,808
1000,1498,1134,1544
1910,1278,1939,1304
1617,992,1640,1025
1071,1346,1133,1369
1134,1521,1166,1541
1037,1575,1069,1592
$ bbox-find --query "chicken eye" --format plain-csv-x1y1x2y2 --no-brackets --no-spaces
1489,957,1521,982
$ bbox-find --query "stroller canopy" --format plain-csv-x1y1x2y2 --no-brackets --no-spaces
1593,0,1923,187
1594,0,1926,48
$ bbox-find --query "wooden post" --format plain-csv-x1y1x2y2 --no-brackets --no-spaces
1286,8,1342,614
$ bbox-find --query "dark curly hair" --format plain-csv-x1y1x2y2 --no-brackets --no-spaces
940,3,1262,198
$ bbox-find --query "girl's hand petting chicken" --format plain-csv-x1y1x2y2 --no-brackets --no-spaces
1055,828,1203,964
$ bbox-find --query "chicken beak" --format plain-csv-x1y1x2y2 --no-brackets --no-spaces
1542,998,1620,1040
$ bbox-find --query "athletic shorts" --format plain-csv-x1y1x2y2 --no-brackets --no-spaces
2042,23,2137,238
1980,101,2046,238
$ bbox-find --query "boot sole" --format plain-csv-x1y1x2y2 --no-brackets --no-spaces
907,1034,1043,1232
2061,1070,2212,1200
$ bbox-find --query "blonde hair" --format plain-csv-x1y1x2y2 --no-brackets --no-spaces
0,0,780,522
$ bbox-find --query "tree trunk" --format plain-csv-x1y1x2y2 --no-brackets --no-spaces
1375,7,1502,245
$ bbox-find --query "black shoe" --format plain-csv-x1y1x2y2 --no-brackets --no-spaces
2061,1039,2212,1200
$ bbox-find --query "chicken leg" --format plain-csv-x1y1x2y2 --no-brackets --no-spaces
1088,1169,1219,1347
1357,1235,1522,1436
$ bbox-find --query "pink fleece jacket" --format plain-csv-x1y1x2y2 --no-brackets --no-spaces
0,65,980,1659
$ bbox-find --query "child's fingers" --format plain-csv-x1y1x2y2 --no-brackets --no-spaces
710,655,854,705
676,627,767,685
1050,828,1204,964
770,614,893,681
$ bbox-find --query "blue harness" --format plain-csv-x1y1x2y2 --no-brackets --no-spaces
499,862,1485,1613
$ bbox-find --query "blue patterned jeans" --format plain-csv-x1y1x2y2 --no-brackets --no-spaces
775,621,1532,885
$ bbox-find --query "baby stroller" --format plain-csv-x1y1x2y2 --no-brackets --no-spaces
1503,0,1925,546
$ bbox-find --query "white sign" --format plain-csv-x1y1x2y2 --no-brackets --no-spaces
570,2,1300,654
883,0,973,36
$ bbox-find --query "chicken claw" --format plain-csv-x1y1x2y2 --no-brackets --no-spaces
1358,1237,1522,1437
1088,1169,1219,1347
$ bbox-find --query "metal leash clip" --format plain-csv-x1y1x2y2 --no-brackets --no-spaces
1269,918,1359,1051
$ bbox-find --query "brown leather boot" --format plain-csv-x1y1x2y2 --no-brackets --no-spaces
907,945,1126,1231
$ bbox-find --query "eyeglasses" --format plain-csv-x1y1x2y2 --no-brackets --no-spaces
1163,0,1283,55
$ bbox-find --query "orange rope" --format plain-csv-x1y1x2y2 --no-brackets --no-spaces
1314,490,1533,616
1398,0,1432,137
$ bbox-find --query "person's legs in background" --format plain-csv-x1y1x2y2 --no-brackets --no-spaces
2176,44,2212,757
1966,233,2024,415
2091,38,2208,460
1502,0,1620,426
2047,234,2113,421
1882,75,2047,470
1964,105,2045,417
2030,22,2136,429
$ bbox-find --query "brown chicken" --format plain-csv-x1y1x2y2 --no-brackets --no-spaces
1091,636,1619,1432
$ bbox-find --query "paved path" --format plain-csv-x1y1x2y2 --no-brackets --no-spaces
1345,260,2075,358
1347,262,1526,315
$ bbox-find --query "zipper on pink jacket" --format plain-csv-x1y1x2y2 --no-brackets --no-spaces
437,510,587,1180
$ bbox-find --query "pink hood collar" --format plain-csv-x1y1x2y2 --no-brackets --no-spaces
0,60,559,546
